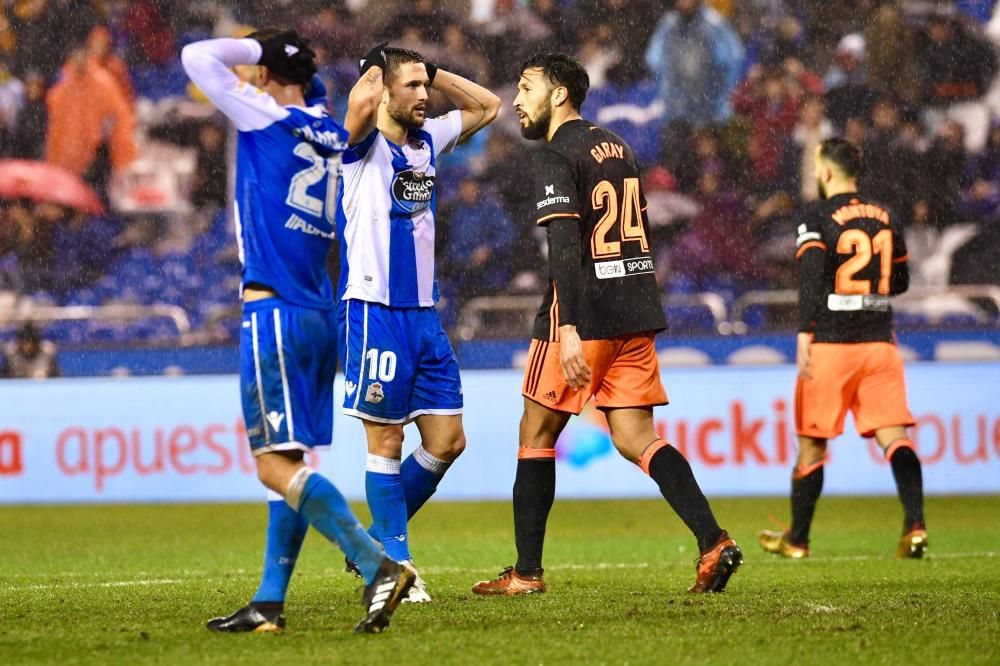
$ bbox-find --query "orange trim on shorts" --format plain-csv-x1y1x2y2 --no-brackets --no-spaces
518,447,557,460
892,254,909,264
794,456,828,479
638,439,671,475
885,438,914,460
796,241,827,259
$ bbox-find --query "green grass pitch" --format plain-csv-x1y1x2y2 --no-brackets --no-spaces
2,496,998,665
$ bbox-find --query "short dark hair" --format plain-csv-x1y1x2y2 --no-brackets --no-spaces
819,138,863,177
383,46,426,83
519,52,590,109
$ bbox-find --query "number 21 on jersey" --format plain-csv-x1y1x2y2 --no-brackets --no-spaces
835,228,893,295
286,142,340,226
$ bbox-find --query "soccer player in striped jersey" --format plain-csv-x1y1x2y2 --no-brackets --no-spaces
337,45,500,602
182,29,413,634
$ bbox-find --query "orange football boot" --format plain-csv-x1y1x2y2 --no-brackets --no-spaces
689,531,743,593
472,566,546,596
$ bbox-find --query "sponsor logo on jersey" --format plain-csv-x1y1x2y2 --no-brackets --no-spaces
365,382,384,404
536,194,572,209
593,257,655,279
285,214,335,240
391,169,435,214
345,380,357,397
265,411,286,433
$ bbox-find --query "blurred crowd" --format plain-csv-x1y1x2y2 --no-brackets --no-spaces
0,0,999,344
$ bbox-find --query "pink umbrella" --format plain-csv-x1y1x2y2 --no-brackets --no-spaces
0,160,105,215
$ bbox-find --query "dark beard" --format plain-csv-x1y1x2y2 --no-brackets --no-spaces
817,178,828,200
520,107,552,141
388,102,424,129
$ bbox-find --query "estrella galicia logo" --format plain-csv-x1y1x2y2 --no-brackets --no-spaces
391,169,435,214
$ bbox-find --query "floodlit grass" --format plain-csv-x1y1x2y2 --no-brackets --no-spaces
2,496,998,665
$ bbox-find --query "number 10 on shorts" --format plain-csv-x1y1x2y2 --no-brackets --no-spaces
365,349,397,382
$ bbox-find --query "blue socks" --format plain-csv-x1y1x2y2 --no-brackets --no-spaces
295,470,384,584
400,446,449,518
252,495,309,603
367,446,451,558
366,454,411,561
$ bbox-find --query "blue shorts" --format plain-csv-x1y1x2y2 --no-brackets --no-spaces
240,298,337,455
339,300,463,424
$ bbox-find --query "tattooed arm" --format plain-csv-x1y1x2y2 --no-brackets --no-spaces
344,65,384,145
430,68,500,143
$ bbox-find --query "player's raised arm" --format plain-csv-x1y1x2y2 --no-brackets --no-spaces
181,33,315,132
345,44,387,145
429,67,500,143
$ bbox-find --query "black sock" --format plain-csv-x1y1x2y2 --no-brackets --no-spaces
889,445,925,531
647,445,723,552
513,457,555,574
789,466,823,546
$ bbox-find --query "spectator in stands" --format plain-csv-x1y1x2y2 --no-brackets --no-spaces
439,176,515,300
478,0,552,84
865,3,918,104
793,94,833,203
3,200,55,291
10,71,47,160
297,5,364,68
0,322,60,379
670,172,759,290
860,96,920,224
582,58,661,167
958,119,1000,222
673,127,730,195
45,46,136,190
530,0,581,55
9,0,90,81
0,8,14,58
917,13,997,110
732,59,823,195
823,33,879,129
86,25,133,102
120,0,175,66
379,0,459,44
919,120,969,229
435,21,491,85
644,0,744,127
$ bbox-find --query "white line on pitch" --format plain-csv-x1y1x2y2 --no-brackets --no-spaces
4,551,995,591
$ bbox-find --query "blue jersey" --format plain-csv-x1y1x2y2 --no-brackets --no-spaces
182,38,346,310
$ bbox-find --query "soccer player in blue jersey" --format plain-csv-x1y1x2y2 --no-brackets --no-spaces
338,45,501,601
181,29,413,634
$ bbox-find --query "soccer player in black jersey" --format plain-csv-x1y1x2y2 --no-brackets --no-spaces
472,53,741,596
759,138,927,560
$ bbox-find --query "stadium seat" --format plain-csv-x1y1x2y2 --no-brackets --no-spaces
934,341,1000,361
658,347,713,366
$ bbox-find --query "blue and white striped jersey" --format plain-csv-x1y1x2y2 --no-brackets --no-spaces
182,38,346,310
337,111,462,308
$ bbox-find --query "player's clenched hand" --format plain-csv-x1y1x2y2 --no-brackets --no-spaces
796,332,813,380
558,325,592,391
360,42,388,76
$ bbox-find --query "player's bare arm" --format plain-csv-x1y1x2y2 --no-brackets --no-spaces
429,68,500,143
558,324,591,390
345,65,384,145
796,332,813,379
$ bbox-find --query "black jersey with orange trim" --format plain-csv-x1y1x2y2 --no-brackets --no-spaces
530,119,666,341
796,192,909,343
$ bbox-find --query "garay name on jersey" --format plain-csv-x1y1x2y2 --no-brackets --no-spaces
590,141,626,163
